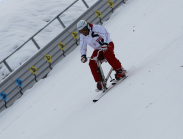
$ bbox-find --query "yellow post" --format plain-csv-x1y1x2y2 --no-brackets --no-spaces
71,31,78,39
30,66,37,75
44,54,51,63
95,10,101,18
58,42,65,51
95,10,103,24
107,0,113,8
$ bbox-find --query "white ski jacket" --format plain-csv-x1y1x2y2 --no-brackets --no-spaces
80,23,112,56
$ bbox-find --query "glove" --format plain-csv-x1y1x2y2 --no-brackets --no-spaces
81,55,87,63
101,44,108,52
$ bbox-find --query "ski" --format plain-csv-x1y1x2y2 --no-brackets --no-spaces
93,76,128,102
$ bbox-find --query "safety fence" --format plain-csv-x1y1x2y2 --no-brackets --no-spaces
0,0,89,73
0,0,126,113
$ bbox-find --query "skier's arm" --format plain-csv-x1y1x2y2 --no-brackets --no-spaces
80,35,87,56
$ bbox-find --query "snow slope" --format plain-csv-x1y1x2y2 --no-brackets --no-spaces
0,0,183,138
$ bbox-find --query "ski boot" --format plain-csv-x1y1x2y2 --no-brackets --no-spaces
115,67,126,80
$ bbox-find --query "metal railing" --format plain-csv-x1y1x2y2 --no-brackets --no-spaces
0,0,89,73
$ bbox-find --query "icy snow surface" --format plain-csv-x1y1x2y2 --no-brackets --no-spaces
0,0,183,139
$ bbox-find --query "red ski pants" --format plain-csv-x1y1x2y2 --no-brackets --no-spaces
89,42,121,82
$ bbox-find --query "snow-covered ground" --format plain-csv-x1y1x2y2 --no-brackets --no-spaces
0,0,97,82
1,0,183,138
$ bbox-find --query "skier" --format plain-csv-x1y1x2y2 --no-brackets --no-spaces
77,20,126,91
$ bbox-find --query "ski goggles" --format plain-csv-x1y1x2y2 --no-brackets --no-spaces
79,27,88,34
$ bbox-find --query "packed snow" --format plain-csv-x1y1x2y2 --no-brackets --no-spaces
0,0,183,139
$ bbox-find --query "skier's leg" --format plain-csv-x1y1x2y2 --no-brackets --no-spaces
103,42,126,80
103,42,121,70
89,50,103,82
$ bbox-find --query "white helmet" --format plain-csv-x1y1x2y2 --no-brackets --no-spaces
77,20,90,31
